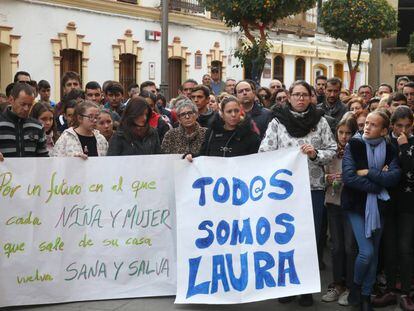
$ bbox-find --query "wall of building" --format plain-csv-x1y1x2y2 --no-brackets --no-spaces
0,0,241,100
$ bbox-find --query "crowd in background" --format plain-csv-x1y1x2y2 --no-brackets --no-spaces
1,68,414,311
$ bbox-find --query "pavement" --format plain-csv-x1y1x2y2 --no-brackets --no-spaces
4,251,401,311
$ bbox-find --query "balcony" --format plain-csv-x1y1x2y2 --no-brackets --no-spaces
273,13,317,38
168,0,205,13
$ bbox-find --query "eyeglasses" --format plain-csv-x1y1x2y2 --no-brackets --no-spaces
276,96,287,101
291,93,310,99
81,114,99,121
178,111,195,119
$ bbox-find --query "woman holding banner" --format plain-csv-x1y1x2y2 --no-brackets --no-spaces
161,99,207,155
259,80,337,307
51,100,108,158
186,96,260,159
107,97,161,156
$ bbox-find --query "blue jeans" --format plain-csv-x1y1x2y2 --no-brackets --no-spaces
347,211,383,295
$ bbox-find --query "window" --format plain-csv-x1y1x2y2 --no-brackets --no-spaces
195,51,202,69
295,58,306,81
119,53,136,94
60,49,82,96
334,62,344,81
273,55,284,82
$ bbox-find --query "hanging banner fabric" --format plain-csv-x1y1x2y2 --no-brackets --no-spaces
174,149,320,304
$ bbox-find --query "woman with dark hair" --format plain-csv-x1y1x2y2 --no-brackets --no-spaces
259,80,337,307
140,90,170,142
270,88,288,109
107,97,161,155
52,100,108,157
30,102,59,153
257,87,272,108
186,96,260,160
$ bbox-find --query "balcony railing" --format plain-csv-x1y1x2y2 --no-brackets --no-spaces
169,0,205,13
273,14,317,37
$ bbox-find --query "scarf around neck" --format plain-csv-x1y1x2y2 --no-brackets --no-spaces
362,135,390,238
273,103,324,138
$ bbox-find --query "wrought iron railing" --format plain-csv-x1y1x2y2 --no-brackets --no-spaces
169,0,205,13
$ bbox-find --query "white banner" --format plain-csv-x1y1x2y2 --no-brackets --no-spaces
174,149,320,304
0,155,179,308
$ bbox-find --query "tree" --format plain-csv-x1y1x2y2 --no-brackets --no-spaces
408,32,414,63
198,0,316,84
321,0,398,91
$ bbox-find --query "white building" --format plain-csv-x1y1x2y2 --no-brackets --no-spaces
0,0,369,101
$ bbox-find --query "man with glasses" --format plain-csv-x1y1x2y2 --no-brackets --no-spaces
13,71,31,83
180,79,198,99
0,83,48,161
317,78,348,128
357,85,374,107
235,80,272,139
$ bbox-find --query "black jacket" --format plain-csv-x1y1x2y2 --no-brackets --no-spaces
246,101,272,139
0,107,48,157
199,115,260,157
107,127,161,156
317,100,348,126
341,134,401,214
197,109,216,128
390,136,414,214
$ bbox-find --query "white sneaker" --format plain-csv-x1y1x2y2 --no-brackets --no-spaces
322,287,340,302
338,289,350,306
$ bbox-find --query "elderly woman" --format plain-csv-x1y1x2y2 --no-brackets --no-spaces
161,99,207,155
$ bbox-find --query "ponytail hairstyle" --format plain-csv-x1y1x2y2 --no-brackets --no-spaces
71,100,99,128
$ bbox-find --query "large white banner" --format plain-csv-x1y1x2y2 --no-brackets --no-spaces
174,149,320,304
0,155,179,308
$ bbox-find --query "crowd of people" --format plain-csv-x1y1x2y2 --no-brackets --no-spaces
0,68,414,311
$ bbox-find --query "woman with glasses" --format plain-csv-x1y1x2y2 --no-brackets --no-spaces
259,80,336,307
270,88,288,109
161,99,207,155
257,87,272,108
107,97,161,156
186,96,260,160
51,100,108,158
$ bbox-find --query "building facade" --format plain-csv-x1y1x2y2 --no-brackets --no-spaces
0,0,369,101
369,0,414,90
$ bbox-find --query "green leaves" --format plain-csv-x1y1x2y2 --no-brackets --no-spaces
320,0,398,45
199,0,317,28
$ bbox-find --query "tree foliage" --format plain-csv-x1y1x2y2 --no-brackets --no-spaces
321,0,398,90
198,0,316,83
408,32,414,63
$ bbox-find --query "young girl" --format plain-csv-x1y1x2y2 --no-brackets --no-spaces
342,110,401,311
30,102,58,153
96,109,114,142
51,100,108,157
322,116,358,305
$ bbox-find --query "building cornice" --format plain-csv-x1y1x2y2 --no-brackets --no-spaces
26,0,229,32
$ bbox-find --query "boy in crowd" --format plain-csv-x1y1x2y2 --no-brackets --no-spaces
104,82,124,123
37,80,55,108
85,81,103,106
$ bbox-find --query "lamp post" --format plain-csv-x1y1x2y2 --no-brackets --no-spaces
160,0,169,100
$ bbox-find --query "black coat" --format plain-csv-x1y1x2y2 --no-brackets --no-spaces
199,115,260,157
246,102,272,139
390,136,414,214
341,134,401,214
107,127,161,156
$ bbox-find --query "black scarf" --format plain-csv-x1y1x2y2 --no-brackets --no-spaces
273,104,324,138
